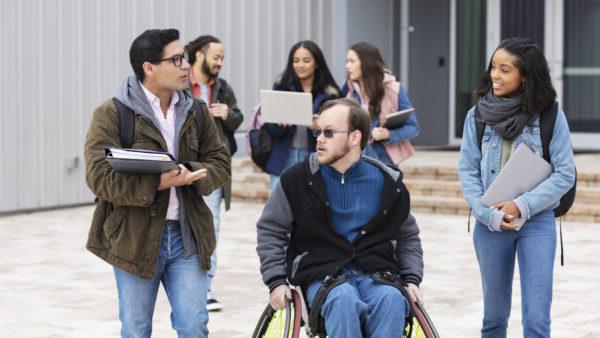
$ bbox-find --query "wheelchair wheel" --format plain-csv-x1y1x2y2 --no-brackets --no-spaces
403,300,440,338
252,289,303,338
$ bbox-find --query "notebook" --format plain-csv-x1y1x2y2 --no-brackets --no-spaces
260,90,313,126
480,143,553,225
105,147,180,174
382,107,415,129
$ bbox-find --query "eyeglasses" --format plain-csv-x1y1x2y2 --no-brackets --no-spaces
312,128,353,138
159,53,187,67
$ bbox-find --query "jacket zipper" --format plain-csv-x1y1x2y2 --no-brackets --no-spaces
341,174,346,208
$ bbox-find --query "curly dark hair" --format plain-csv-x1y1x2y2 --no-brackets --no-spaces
476,37,556,118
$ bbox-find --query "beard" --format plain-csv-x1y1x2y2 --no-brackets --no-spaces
202,59,219,78
318,142,351,166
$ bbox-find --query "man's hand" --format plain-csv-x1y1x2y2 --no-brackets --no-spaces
269,284,292,310
209,103,229,120
158,165,207,191
494,201,520,231
371,127,390,142
404,283,423,304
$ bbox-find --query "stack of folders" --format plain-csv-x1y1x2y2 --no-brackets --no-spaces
104,147,180,174
382,108,415,129
480,143,552,225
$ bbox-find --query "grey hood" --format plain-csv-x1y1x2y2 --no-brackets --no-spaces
113,74,194,159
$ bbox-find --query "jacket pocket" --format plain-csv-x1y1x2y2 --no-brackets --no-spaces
103,205,125,241
524,125,543,156
182,132,199,162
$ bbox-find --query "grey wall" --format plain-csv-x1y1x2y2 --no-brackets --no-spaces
0,0,339,213
339,0,396,77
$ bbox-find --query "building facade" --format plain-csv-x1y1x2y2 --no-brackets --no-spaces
1,0,598,212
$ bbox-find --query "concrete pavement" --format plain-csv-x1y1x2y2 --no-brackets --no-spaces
1,202,599,337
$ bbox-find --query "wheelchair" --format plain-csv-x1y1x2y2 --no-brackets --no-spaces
252,273,440,338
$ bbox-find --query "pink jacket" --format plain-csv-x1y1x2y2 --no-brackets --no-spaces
346,73,415,165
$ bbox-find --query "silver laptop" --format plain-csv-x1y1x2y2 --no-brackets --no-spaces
260,90,313,126
481,143,552,224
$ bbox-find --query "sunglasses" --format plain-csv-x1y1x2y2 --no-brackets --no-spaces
312,128,353,138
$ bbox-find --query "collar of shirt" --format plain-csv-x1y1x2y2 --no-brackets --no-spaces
140,81,179,118
188,69,215,98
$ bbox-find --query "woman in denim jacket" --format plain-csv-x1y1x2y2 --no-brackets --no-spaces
343,42,420,168
458,38,575,337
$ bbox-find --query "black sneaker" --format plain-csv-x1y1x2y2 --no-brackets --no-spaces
207,294,223,312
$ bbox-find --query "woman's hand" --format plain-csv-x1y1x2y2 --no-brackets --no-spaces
494,201,521,231
371,127,390,142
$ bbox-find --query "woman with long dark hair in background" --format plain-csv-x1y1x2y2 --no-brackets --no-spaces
264,40,340,190
343,42,420,168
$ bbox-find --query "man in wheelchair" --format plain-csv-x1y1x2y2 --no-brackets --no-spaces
256,98,424,337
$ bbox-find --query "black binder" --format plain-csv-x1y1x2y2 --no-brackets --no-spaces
382,108,415,129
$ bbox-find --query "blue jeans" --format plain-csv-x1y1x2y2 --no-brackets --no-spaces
269,147,310,190
203,188,222,292
473,210,556,338
113,221,208,338
306,266,409,338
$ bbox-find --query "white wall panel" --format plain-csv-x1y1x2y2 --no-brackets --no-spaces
0,0,345,212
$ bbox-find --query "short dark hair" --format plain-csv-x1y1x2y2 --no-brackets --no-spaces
129,29,180,82
318,98,371,150
185,35,221,65
476,37,556,118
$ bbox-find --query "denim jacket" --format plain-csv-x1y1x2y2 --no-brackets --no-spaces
458,105,576,231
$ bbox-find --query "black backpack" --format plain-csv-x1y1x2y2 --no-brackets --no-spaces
112,97,206,149
475,102,577,218
246,105,274,173
215,78,238,156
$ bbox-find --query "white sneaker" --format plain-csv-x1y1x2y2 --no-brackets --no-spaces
207,292,223,312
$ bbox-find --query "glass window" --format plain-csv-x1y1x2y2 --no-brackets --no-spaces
564,0,600,132
455,0,486,138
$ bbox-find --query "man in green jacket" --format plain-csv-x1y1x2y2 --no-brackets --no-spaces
184,34,243,311
84,29,230,338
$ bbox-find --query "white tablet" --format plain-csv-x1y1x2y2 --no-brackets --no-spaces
260,90,313,126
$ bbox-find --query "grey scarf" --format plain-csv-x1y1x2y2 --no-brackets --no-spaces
477,90,528,139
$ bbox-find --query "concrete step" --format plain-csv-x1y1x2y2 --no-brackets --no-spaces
411,195,600,223
404,179,463,198
230,155,600,222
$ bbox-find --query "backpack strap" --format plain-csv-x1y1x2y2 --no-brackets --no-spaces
474,106,486,151
539,102,558,163
191,98,206,146
113,97,135,148
308,275,349,335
